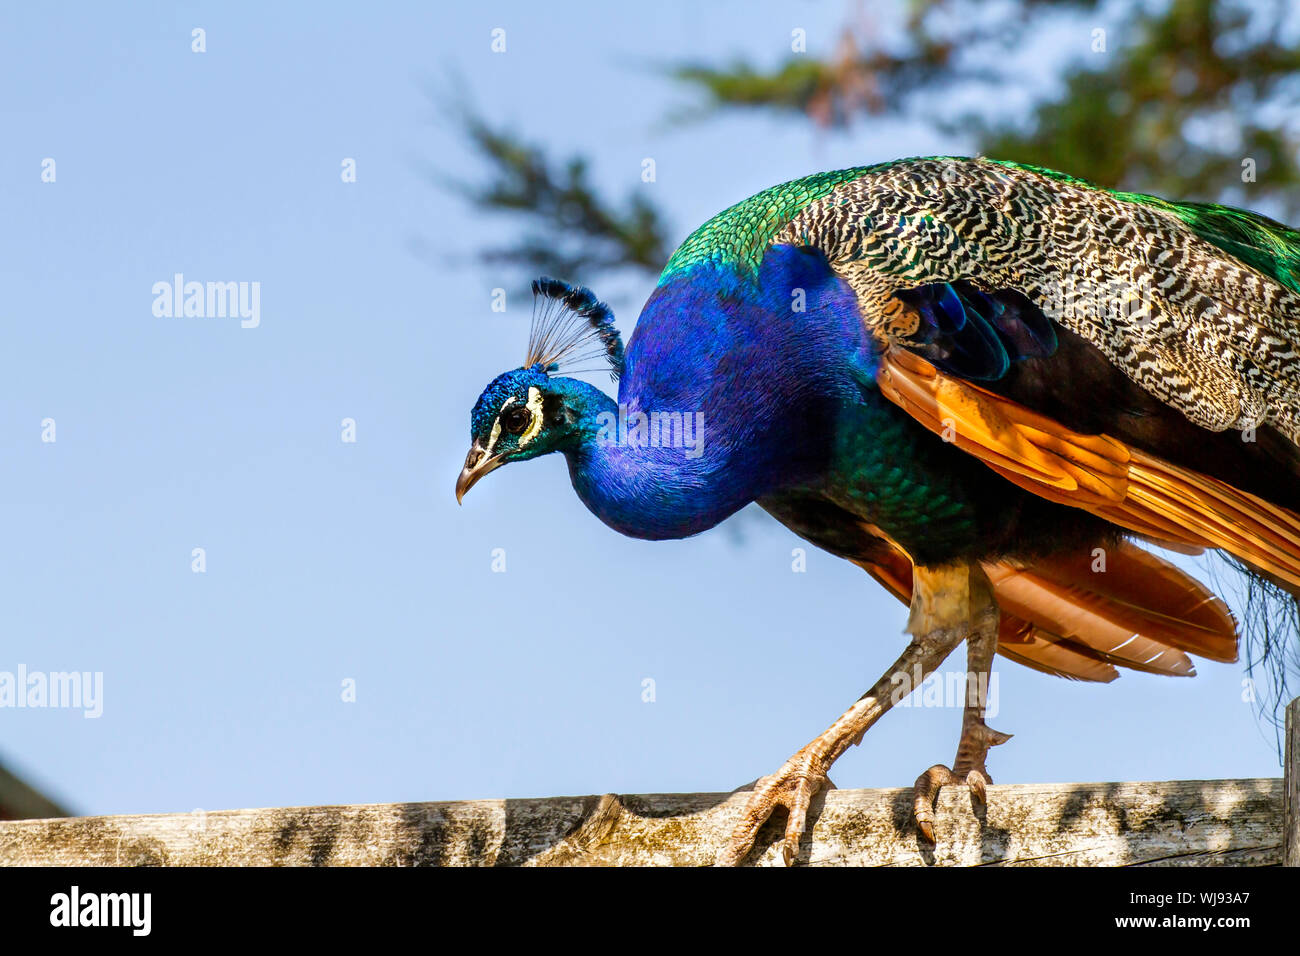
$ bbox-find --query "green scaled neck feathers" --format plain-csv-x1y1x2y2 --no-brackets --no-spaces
657,165,877,284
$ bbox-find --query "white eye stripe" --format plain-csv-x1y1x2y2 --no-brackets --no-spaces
488,394,536,453
516,387,546,446
484,418,502,456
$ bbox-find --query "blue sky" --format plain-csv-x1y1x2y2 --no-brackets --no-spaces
0,0,1286,818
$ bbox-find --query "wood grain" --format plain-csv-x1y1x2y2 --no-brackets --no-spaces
0,778,1284,866
1286,697,1300,867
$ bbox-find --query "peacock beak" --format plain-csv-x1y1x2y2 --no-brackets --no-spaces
455,442,504,504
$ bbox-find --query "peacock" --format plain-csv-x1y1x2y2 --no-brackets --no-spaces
456,156,1300,866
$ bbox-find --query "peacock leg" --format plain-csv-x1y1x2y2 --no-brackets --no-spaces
718,564,989,866
911,595,1012,843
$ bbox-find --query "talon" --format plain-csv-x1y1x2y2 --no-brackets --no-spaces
912,764,954,841
721,744,829,866
966,769,988,804
912,752,1000,838
781,839,798,867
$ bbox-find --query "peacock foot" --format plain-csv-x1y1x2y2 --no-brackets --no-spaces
911,721,1012,842
718,564,996,864
717,740,833,866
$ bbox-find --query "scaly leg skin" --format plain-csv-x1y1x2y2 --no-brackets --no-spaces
718,564,987,867
912,599,1012,843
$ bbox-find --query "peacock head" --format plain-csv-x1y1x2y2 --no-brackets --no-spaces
456,278,624,504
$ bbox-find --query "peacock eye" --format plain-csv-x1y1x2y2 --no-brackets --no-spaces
501,405,531,435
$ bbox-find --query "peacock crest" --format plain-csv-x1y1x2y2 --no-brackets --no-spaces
525,277,625,381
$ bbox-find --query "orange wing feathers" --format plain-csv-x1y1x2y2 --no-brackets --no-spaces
867,347,1266,681
878,348,1300,588
855,535,1236,683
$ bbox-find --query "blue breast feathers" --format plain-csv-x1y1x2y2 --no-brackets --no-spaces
622,243,880,415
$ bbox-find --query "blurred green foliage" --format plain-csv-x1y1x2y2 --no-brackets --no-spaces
450,0,1300,280
449,112,671,279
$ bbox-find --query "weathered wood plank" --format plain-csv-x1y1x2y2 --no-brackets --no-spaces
1287,697,1300,867
0,778,1283,866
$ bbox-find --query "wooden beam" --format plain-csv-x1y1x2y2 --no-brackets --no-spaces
0,778,1283,866
1287,696,1300,867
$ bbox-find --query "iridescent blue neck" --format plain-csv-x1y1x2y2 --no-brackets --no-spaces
562,245,877,540
566,433,742,540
